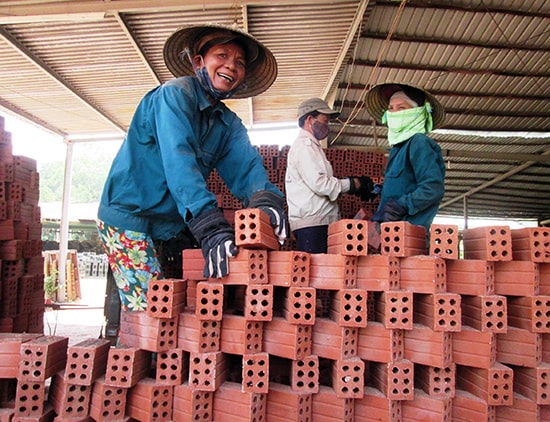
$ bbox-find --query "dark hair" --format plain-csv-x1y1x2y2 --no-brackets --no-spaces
198,36,249,62
401,85,426,106
298,110,320,128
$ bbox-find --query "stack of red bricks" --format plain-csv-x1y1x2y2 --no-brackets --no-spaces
208,145,386,250
0,116,44,335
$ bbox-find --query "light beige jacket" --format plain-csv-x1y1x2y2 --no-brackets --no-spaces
285,129,350,231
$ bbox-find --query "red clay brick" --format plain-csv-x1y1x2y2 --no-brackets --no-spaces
380,221,427,257
452,389,495,421
495,392,539,421
404,323,452,368
195,282,224,321
126,377,173,422
462,225,513,261
415,363,455,399
356,254,400,291
332,357,364,398
456,362,513,406
399,255,446,294
413,293,461,332
291,354,319,394
370,359,414,401
511,227,550,263
177,311,220,353
282,287,316,325
330,289,367,328
14,380,46,417
234,208,279,251
156,349,188,385
18,336,68,382
263,317,312,360
92,387,132,422
0,333,40,378
357,322,404,363
541,263,550,295
309,254,357,289
312,319,357,361
146,278,186,318
446,259,495,295
373,290,413,330
220,314,263,355
181,249,205,281
189,351,227,392
244,284,273,321
327,219,368,256
507,295,550,333
267,250,310,287
172,383,213,422
453,326,497,369
497,326,542,367
355,386,402,422
119,311,178,352
212,381,266,421
311,385,353,422
64,338,110,386
402,389,452,421
104,346,151,388
513,363,550,405
494,260,540,296
461,294,507,333
223,249,269,285
48,371,91,420
242,352,269,393
429,224,460,260
267,382,313,422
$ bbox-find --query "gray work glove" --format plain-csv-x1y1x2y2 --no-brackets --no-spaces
249,190,288,245
187,208,238,278
371,198,407,223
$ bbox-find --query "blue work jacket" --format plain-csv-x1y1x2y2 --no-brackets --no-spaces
378,133,446,233
98,76,281,240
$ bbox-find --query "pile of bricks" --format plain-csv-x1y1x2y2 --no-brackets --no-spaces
1,212,548,421
0,117,44,335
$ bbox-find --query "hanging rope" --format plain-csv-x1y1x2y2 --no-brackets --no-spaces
331,0,408,145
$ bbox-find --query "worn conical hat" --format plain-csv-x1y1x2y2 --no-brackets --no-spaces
365,82,445,129
163,23,277,99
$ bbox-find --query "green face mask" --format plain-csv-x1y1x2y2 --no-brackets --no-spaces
382,102,434,146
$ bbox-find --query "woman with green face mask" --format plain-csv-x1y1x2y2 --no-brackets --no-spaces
364,83,446,252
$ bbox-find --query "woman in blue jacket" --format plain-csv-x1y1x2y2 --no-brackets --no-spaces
97,24,286,311
364,83,446,252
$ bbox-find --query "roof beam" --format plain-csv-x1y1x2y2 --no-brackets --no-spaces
322,0,369,100
336,84,548,102
360,32,546,52
350,59,549,79
375,0,550,19
0,26,126,133
111,11,161,85
0,0,347,23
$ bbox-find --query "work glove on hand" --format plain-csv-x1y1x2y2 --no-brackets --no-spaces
371,198,408,223
187,208,238,279
357,176,378,201
249,190,288,245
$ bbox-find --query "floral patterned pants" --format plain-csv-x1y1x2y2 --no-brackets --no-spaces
97,220,163,311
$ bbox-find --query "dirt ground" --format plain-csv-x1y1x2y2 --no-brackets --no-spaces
43,277,107,346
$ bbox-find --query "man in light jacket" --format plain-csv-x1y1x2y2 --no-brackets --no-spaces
285,98,374,253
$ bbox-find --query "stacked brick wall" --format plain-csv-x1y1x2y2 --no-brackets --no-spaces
0,116,44,336
0,141,549,420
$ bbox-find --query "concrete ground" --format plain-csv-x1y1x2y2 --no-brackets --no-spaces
43,277,107,346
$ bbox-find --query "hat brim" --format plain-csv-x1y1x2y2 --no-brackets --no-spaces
365,82,445,129
163,23,277,99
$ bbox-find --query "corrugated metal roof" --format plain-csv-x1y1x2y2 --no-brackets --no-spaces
0,0,548,223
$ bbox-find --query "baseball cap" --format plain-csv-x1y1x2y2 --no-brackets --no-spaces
297,98,340,120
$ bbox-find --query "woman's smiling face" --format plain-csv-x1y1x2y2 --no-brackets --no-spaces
194,42,246,93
